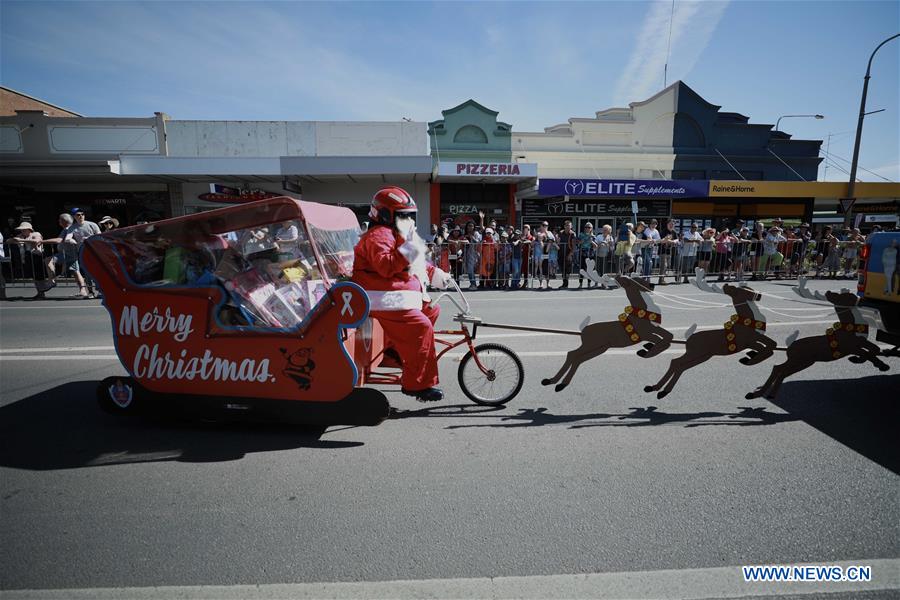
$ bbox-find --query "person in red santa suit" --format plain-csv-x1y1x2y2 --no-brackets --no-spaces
352,187,453,402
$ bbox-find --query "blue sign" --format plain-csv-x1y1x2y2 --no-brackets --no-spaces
538,178,708,198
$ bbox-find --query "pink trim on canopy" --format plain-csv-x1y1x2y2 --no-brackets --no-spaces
299,200,360,232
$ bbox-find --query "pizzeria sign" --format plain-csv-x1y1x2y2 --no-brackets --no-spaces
438,161,538,178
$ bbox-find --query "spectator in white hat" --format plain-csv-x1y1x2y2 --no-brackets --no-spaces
98,215,120,232
11,222,51,299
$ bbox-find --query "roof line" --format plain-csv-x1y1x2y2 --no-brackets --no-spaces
1,86,83,117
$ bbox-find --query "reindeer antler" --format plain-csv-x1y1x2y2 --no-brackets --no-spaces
693,268,724,294
579,259,604,286
792,277,829,302
599,273,618,288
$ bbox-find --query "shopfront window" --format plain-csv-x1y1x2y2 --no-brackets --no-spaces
440,183,510,226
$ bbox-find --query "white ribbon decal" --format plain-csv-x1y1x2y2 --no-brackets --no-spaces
341,291,354,317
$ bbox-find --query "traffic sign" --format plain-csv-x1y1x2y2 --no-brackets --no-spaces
839,198,856,214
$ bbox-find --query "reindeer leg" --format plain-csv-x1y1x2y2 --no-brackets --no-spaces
763,358,815,399
656,351,709,399
555,346,609,392
541,352,574,386
639,330,674,358
740,338,776,365
852,340,890,371
746,364,782,399
644,357,677,393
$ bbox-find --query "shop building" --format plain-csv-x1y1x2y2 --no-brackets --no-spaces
0,99,172,237
1,88,433,236
428,100,537,228
513,81,824,231
125,119,432,227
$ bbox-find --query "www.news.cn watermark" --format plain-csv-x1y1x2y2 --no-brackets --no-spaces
742,565,872,582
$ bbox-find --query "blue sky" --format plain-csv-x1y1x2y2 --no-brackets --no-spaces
2,0,898,181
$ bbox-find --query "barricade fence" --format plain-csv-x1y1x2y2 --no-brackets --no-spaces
427,238,863,289
1,241,85,288
1,238,863,291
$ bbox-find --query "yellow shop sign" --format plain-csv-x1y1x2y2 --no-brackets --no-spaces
708,181,900,198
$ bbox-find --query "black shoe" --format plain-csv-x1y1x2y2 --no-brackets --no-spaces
402,387,444,402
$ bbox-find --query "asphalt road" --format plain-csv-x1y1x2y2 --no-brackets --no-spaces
1,278,898,598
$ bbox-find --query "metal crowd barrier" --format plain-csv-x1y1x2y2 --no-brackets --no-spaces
426,237,863,289
1,241,83,288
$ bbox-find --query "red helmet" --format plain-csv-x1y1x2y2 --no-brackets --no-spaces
369,187,417,225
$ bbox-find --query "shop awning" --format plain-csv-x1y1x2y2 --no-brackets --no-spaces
0,159,121,178
116,155,434,183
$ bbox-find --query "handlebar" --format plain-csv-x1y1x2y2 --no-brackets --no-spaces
431,277,471,317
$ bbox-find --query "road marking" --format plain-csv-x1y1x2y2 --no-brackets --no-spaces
475,320,838,339
0,304,104,310
0,320,871,352
0,346,116,354
3,558,896,599
0,355,120,361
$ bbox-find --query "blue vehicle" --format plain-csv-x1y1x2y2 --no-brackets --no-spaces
857,231,900,352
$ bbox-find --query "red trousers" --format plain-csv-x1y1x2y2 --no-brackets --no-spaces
371,303,440,391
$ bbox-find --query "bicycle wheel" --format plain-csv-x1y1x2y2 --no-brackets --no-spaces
457,343,524,406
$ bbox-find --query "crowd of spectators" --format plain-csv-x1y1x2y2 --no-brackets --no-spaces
1,207,893,300
426,213,891,291
1,208,118,300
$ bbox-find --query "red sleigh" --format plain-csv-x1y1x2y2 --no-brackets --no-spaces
82,197,389,426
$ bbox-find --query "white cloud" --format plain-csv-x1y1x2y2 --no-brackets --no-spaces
613,0,729,105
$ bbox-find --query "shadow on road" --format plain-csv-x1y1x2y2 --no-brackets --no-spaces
388,403,507,420
773,374,900,475
0,381,364,471
443,405,798,430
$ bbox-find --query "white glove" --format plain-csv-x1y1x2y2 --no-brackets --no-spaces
430,267,453,290
398,238,422,263
395,216,416,240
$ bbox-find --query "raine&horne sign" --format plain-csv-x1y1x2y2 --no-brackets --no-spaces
539,179,709,198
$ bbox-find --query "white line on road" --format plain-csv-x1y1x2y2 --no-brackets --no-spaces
0,320,868,355
475,320,838,338
0,346,117,354
0,355,121,361
0,304,104,310
3,558,896,599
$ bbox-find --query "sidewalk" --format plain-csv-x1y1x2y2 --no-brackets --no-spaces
1,283,102,302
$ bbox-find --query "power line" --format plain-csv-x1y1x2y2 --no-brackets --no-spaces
821,149,895,182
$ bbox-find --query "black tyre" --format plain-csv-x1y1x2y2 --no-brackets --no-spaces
457,343,524,406
96,376,142,415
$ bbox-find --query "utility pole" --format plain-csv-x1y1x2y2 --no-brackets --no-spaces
844,33,900,226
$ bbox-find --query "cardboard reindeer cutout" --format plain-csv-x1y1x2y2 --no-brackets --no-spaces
747,280,889,400
644,269,777,399
541,267,673,392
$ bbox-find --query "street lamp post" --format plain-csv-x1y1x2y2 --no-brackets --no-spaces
774,114,824,132
844,33,900,226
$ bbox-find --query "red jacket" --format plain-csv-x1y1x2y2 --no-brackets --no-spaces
352,225,434,311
